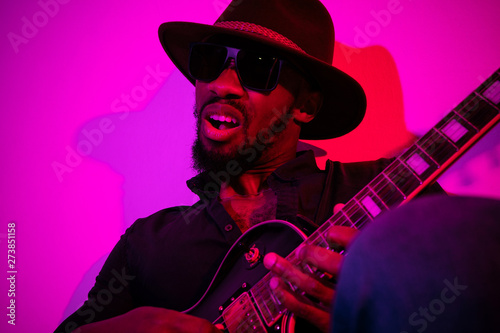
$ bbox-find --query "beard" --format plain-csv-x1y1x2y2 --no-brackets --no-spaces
191,135,260,175
191,99,292,176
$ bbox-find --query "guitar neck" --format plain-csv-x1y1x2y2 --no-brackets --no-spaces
242,68,500,328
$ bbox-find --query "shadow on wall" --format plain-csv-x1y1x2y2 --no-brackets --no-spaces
309,42,417,165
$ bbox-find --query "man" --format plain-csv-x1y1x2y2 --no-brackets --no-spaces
55,0,441,332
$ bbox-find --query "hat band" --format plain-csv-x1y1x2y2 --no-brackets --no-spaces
214,21,305,53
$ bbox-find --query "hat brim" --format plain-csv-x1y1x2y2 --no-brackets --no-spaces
159,21,366,140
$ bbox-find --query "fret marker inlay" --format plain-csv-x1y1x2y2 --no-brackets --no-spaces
442,119,468,143
361,196,382,217
484,80,500,104
406,153,430,175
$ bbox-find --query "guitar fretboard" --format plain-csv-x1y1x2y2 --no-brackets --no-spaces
223,68,500,329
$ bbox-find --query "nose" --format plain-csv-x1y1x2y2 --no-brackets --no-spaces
207,60,245,98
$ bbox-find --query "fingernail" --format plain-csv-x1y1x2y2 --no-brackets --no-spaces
263,253,276,269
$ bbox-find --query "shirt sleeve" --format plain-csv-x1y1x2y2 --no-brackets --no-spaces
54,228,136,333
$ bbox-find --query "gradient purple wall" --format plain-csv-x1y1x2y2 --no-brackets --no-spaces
1,0,499,332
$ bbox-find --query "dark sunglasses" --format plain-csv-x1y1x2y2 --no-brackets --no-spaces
188,43,284,91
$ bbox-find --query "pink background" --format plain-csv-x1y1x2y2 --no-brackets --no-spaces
1,0,499,332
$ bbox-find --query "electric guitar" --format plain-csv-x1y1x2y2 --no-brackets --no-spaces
184,68,500,332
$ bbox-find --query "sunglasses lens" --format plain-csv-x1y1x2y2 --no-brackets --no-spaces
189,43,282,91
189,44,228,82
238,50,281,90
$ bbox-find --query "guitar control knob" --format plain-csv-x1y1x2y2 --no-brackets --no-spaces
245,246,260,264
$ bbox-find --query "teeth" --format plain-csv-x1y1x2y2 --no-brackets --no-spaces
209,114,238,124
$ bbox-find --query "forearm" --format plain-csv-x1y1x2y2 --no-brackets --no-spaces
69,306,221,333
70,314,128,333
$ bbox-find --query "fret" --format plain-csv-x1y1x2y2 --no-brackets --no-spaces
317,220,334,246
400,145,439,182
306,223,330,248
317,218,333,235
366,184,390,209
435,111,478,148
352,196,372,219
343,201,373,229
454,93,499,129
385,159,421,197
418,129,457,165
354,187,388,218
328,210,356,228
370,173,406,207
286,280,298,292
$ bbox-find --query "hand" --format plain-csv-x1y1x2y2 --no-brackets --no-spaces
263,224,357,333
74,306,223,333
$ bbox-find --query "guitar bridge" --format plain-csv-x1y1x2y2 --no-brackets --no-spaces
222,292,267,332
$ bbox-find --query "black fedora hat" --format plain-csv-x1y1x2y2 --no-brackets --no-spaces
158,0,366,140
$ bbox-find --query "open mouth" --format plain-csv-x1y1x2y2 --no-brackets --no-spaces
207,114,240,130
201,103,244,142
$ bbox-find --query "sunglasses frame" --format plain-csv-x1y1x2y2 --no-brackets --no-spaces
188,42,285,92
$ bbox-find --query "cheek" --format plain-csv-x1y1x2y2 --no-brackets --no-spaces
195,81,208,106
247,94,294,136
249,86,294,113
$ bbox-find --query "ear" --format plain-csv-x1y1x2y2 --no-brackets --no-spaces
292,91,323,124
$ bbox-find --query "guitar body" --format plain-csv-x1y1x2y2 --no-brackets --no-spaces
185,220,317,332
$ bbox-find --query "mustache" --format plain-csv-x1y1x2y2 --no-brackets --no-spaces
195,97,247,119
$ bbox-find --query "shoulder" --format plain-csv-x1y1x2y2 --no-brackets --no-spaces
326,158,393,178
324,158,392,189
127,200,209,236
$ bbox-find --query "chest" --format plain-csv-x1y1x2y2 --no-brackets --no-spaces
220,190,278,232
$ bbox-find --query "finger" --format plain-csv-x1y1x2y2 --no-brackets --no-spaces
264,253,334,304
296,244,343,277
326,225,358,248
333,203,345,214
270,277,331,333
